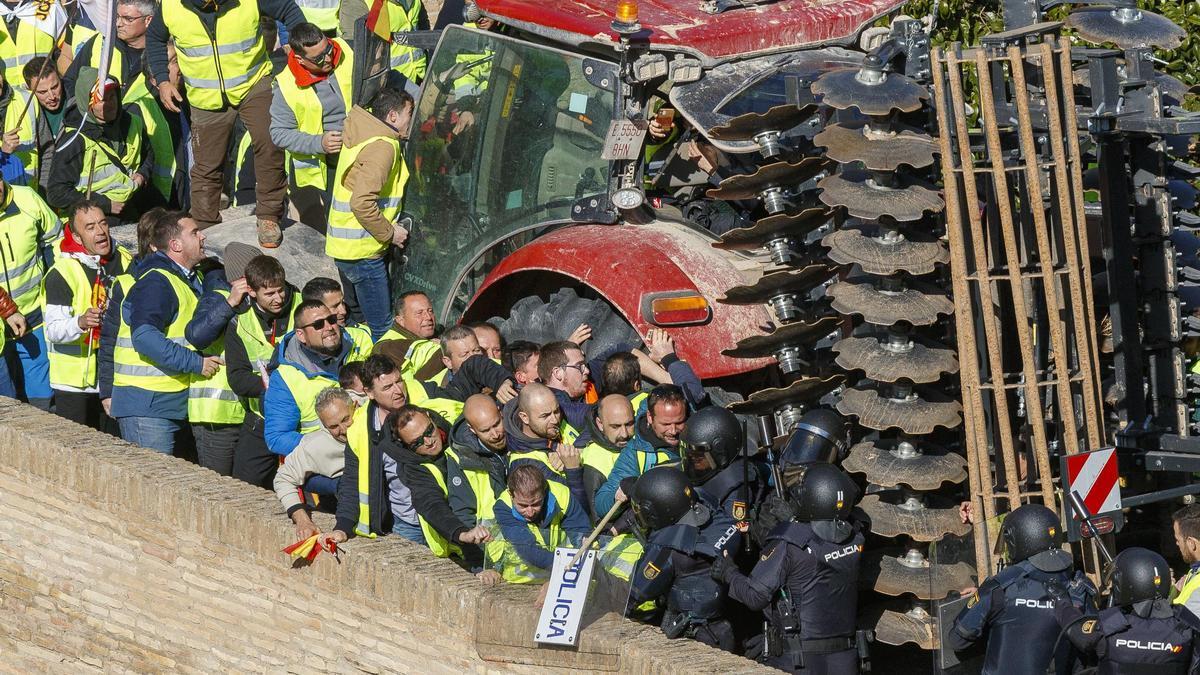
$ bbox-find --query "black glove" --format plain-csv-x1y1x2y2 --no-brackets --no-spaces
620,476,638,500
1045,580,1069,604
710,552,735,583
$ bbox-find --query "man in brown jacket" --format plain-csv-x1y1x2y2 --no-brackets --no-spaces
324,88,412,340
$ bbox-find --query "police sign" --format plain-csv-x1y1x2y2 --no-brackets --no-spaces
534,548,597,646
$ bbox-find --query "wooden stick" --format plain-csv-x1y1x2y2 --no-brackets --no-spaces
84,152,96,198
570,500,623,569
13,15,73,130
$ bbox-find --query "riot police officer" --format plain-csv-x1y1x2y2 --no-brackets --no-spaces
751,409,847,547
1055,547,1200,673
713,462,865,673
628,466,742,652
948,503,1095,675
680,406,767,526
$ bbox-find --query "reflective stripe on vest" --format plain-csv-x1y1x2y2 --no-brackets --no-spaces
404,374,463,424
44,249,132,389
347,405,377,538
232,294,301,417
490,481,570,583
112,268,198,392
68,117,146,203
0,20,56,89
278,38,353,189
388,0,426,81
84,38,148,103
130,95,176,198
161,0,269,110
325,135,406,260
418,459,462,559
296,0,340,33
0,186,57,312
188,288,245,424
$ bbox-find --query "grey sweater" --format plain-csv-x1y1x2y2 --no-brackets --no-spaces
273,428,345,515
269,69,350,157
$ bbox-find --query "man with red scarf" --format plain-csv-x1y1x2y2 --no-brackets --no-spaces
269,21,353,230
42,199,132,431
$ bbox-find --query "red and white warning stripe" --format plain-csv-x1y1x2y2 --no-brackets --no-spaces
1065,447,1121,516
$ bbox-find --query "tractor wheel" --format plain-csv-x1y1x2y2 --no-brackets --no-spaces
489,287,640,361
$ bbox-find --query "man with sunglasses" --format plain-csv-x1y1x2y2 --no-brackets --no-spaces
263,299,362,456
270,22,353,229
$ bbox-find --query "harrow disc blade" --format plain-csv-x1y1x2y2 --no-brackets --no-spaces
842,439,968,490
823,223,949,276
707,103,820,142
713,207,832,251
720,264,837,305
706,158,831,201
870,607,936,649
727,374,844,416
723,315,841,359
859,493,971,541
836,386,963,434
814,121,937,171
827,277,954,327
863,549,975,600
818,170,944,222
812,68,929,115
1067,7,1186,50
832,334,959,383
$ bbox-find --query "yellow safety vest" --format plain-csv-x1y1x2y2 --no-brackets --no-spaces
65,116,147,203
112,267,198,392
129,95,176,199
629,390,649,412
418,457,463,559
0,184,58,313
326,133,406,260
507,421,581,477
5,88,37,186
188,289,245,425
345,324,373,361
296,0,341,33
161,0,270,111
0,19,56,88
388,0,426,82
231,294,300,417
1175,567,1200,610
375,333,440,380
596,533,656,613
579,441,619,480
488,480,571,584
80,37,148,103
43,248,132,390
451,48,491,97
69,25,99,60
637,449,676,475
347,404,377,537
274,328,368,433
404,373,463,423
276,39,353,190
444,445,498,524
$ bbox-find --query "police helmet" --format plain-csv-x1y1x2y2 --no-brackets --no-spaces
779,409,847,484
1109,547,1171,606
631,467,695,532
680,406,744,484
786,462,859,541
1001,503,1072,572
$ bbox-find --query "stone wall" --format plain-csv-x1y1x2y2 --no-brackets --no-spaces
0,400,768,673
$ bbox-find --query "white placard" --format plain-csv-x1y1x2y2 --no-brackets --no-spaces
533,548,596,646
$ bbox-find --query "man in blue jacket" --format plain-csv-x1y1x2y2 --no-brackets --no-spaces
593,384,688,516
263,299,358,455
489,463,590,584
110,210,223,454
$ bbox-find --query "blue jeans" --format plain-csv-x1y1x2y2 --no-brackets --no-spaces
392,518,427,545
0,346,15,398
119,416,185,455
335,256,392,341
7,326,51,406
303,474,340,497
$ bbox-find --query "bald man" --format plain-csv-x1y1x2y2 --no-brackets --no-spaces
501,383,589,515
568,395,636,508
446,394,509,530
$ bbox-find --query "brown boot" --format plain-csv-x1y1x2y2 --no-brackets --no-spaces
257,219,282,249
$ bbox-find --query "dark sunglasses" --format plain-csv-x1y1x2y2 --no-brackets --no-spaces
303,314,337,331
301,41,335,65
405,423,437,451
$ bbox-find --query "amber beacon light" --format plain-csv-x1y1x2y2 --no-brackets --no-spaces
612,0,640,34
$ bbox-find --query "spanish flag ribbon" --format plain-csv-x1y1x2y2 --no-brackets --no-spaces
283,535,331,563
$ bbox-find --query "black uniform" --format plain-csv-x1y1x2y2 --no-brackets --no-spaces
948,559,1094,675
1056,598,1200,674
695,458,767,526
721,520,864,674
629,503,741,651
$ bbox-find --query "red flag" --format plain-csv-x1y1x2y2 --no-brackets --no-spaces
365,0,391,42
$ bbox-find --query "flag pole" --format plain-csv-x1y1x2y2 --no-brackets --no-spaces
13,7,72,130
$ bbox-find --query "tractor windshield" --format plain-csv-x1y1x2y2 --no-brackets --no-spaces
400,25,617,320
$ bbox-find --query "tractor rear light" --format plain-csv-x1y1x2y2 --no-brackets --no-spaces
645,293,711,326
612,0,640,34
